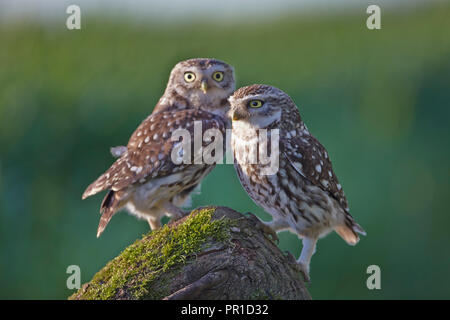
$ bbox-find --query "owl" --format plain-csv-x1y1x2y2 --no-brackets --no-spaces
229,84,365,281
82,58,235,237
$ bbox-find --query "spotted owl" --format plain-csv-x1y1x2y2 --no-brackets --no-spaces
82,58,235,237
229,84,365,281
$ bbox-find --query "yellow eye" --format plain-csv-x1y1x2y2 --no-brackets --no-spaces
212,71,224,82
184,72,196,82
248,100,263,108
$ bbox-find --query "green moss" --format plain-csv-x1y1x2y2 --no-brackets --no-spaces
70,208,230,300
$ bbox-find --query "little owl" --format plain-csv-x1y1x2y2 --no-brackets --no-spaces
229,84,365,281
82,58,235,237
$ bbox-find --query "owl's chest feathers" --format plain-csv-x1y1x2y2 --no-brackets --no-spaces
232,121,266,164
232,120,257,141
234,152,343,238
130,164,212,210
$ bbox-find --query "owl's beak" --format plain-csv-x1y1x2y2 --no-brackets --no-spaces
232,110,245,121
201,80,208,94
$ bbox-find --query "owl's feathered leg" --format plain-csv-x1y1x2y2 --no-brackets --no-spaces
147,217,162,230
265,219,291,232
172,183,201,209
297,237,318,283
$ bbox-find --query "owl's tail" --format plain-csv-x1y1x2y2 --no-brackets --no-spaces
97,190,122,238
334,215,366,246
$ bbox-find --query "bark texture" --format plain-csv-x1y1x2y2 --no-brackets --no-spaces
70,206,311,300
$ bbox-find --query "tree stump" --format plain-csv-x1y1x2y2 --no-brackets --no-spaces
69,206,311,300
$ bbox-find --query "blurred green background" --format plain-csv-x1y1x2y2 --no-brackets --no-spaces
1,0,449,299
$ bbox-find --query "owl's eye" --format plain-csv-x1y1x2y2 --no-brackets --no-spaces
184,72,196,82
248,100,264,108
212,71,224,82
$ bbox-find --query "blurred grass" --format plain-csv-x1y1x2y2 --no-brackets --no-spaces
1,3,450,299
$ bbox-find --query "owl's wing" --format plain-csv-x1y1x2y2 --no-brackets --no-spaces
82,109,225,198
281,132,349,213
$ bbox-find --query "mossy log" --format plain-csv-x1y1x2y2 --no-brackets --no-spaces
69,206,311,300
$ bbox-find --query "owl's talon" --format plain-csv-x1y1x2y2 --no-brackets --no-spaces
295,262,311,283
245,213,279,243
285,251,296,263
285,251,311,283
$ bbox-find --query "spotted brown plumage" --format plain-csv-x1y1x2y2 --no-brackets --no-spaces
229,84,365,281
82,58,235,237
83,109,224,198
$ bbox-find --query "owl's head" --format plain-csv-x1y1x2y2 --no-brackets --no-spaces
167,58,235,114
229,84,298,129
